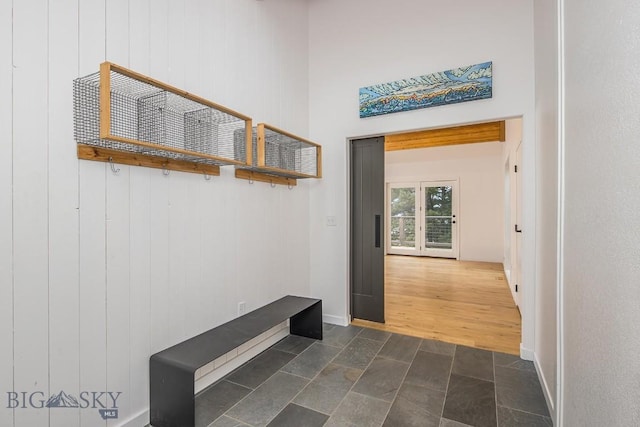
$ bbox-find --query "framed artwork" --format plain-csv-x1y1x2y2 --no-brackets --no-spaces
359,61,493,118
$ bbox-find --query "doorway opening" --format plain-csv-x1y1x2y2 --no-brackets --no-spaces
350,118,523,354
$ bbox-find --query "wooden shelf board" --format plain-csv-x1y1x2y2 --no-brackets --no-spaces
235,169,297,187
77,145,221,176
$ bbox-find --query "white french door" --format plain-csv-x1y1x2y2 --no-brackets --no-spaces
387,180,459,259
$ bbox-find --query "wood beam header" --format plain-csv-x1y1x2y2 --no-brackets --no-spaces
385,120,506,151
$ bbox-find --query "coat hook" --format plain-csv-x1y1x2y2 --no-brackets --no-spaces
249,178,254,184
204,173,211,181
270,181,276,188
108,157,120,174
288,182,293,190
162,164,170,176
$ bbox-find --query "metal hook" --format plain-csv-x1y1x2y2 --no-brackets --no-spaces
288,183,293,190
162,165,170,176
270,182,276,188
249,178,254,184
204,173,211,181
108,157,120,175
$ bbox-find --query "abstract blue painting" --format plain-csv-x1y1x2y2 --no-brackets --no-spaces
359,61,492,118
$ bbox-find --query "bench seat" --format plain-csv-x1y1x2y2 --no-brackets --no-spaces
150,295,322,427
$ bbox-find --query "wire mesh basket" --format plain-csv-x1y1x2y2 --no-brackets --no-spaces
73,62,252,167
234,123,322,179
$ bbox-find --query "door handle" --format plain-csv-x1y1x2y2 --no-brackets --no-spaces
515,224,522,233
375,215,381,248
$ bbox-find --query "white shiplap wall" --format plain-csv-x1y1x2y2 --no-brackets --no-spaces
0,0,311,426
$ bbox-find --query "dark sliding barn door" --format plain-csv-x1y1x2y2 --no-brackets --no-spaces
350,136,385,323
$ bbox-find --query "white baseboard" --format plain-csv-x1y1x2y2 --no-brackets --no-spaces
520,343,534,361
118,409,148,427
323,314,349,326
534,352,555,424
504,267,511,285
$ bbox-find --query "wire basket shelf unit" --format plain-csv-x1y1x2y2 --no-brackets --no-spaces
234,123,322,186
73,62,253,175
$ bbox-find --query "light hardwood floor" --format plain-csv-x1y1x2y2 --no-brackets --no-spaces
351,255,521,355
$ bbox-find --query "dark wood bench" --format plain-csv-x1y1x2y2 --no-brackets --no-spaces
149,295,322,427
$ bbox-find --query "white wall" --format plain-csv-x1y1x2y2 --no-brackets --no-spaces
308,0,537,355
386,142,505,262
533,0,559,421
0,1,311,426
562,0,640,425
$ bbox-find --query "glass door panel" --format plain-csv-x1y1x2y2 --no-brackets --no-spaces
387,183,419,255
422,181,458,258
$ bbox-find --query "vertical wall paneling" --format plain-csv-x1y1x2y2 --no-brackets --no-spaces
226,0,252,115
195,0,218,330
5,2,314,425
12,0,50,425
168,173,188,343
148,0,171,354
105,0,131,424
0,0,13,425
78,0,108,425
48,0,81,425
127,0,151,423
209,0,226,104
197,177,218,329
183,0,205,337
166,0,188,344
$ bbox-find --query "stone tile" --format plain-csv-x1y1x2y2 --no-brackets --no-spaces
195,380,252,427
313,363,363,390
420,338,456,356
442,374,497,427
273,335,317,355
294,382,348,415
323,323,335,333
494,352,536,372
265,403,329,427
280,342,341,379
226,348,296,389
377,333,421,363
452,346,494,382
358,327,392,342
293,362,363,414
495,366,550,417
207,415,250,427
352,356,409,402
225,372,308,426
497,406,553,426
322,325,363,348
382,383,445,427
325,392,391,427
332,337,384,369
404,349,453,392
440,418,473,427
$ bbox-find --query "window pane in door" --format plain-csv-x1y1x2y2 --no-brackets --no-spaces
390,187,415,248
425,186,453,249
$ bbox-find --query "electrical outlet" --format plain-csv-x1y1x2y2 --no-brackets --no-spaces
238,301,246,316
326,216,337,226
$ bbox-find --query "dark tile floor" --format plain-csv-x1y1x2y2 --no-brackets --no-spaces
195,325,551,427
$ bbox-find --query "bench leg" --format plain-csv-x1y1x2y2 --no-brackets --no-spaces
290,300,323,340
150,357,194,427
